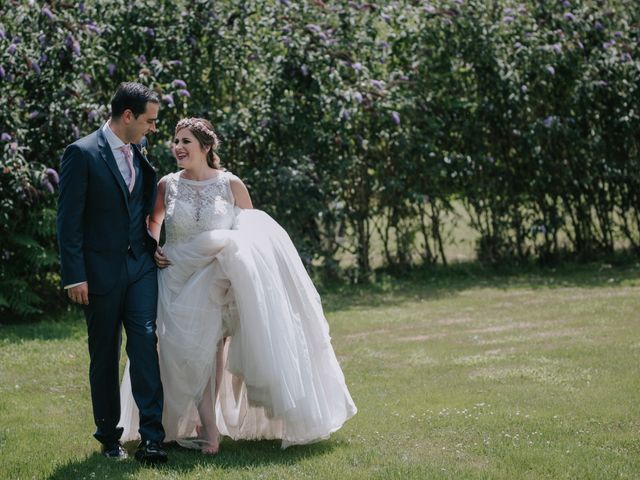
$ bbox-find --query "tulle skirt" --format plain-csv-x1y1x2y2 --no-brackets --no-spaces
118,209,356,448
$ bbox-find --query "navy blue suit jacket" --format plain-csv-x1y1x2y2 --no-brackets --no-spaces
57,127,158,294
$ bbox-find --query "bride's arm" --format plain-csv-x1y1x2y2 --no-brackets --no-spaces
150,177,171,268
230,175,253,209
149,176,168,242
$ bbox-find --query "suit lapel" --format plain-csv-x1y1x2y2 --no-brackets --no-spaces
97,128,129,207
131,143,154,175
132,143,157,212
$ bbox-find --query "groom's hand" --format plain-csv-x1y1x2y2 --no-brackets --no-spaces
68,282,89,305
154,247,171,269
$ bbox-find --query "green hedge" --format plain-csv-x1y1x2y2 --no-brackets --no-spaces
1,0,639,318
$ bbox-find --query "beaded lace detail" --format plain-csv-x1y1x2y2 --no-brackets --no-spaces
164,171,236,244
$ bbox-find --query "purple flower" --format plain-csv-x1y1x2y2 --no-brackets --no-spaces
353,91,363,103
502,16,515,24
551,43,562,54
80,73,92,85
0,65,5,79
169,60,183,67
1,133,11,142
352,62,363,72
30,60,41,75
64,35,73,49
562,1,571,7
514,41,523,49
151,58,161,68
79,2,85,13
424,4,436,14
42,179,54,194
603,40,615,50
391,111,401,125
41,6,55,21
178,89,190,97
563,12,576,22
88,110,98,122
521,85,528,93
172,79,187,88
340,108,350,121
381,13,391,23
145,28,155,37
28,111,40,120
162,94,175,106
9,142,18,152
7,43,17,55
614,31,623,38
136,54,147,65
107,63,116,76
46,168,59,185
73,41,81,57
279,0,291,6
370,79,385,89
300,64,309,76
543,116,556,128
620,53,632,63
594,21,604,32
306,24,321,34
38,33,47,46
546,65,556,75
86,22,101,34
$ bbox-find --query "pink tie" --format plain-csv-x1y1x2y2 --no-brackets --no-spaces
120,145,135,192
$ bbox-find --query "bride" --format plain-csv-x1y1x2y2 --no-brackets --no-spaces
118,118,357,454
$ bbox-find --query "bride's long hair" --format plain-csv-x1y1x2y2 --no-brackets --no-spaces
175,118,221,169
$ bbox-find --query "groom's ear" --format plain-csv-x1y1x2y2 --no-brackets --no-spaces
122,109,134,124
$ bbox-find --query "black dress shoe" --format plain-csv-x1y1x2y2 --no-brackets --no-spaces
101,441,128,459
135,440,168,465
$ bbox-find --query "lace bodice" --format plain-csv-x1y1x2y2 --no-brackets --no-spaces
164,171,237,245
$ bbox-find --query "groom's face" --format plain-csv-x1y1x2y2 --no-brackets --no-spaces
124,102,159,144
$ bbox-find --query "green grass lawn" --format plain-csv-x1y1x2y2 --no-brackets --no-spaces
1,261,640,479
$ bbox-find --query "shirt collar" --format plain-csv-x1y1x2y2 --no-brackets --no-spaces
103,120,129,151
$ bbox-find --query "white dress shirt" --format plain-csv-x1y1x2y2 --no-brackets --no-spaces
102,121,136,187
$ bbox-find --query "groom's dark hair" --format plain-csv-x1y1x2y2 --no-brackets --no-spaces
110,82,160,119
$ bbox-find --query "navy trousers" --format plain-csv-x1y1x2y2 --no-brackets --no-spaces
84,251,164,444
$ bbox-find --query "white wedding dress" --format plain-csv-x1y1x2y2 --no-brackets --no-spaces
118,171,357,448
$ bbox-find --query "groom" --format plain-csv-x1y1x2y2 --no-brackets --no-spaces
57,82,167,464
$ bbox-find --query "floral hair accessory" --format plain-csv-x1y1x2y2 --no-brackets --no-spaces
175,118,219,149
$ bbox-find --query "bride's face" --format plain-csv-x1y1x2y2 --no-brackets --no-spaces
173,128,208,169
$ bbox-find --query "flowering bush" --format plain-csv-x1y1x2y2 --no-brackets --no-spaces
1,0,639,318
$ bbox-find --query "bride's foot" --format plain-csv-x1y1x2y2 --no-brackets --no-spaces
196,425,220,455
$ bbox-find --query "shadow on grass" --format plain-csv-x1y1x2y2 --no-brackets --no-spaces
320,257,640,312
4,257,640,341
47,439,336,479
0,308,84,344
